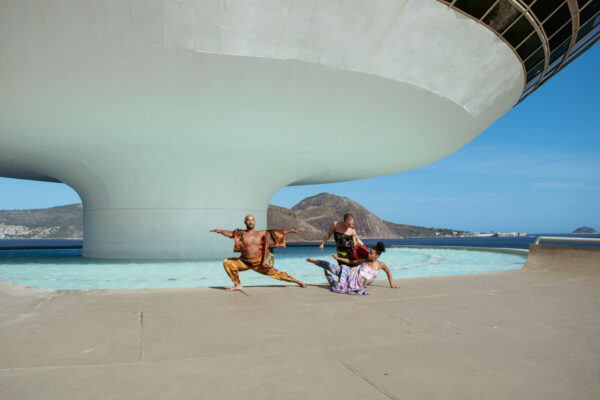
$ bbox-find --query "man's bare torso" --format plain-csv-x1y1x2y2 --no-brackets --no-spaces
240,230,266,259
334,221,356,237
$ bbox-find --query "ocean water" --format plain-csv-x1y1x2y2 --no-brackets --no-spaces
323,233,600,250
0,246,527,290
1,233,598,251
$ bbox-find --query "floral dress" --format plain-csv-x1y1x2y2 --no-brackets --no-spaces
315,260,379,295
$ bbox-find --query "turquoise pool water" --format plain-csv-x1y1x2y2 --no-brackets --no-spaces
0,246,527,290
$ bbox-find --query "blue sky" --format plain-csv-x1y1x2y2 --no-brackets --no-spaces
1,45,598,233
273,44,600,233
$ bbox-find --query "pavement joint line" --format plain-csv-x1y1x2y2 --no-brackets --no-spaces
0,280,576,319
1,320,598,374
0,349,333,373
138,311,144,362
0,291,64,328
332,354,397,400
3,284,571,318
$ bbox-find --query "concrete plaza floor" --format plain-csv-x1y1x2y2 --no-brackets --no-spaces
1,267,599,399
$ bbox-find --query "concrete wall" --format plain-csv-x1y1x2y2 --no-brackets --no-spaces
524,245,600,273
0,1,524,259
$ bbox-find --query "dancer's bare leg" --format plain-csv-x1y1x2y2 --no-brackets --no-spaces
307,257,338,282
256,265,306,288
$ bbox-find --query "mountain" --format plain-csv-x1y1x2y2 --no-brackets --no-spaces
572,226,598,234
0,204,83,238
291,193,401,239
286,192,464,239
0,194,464,240
267,205,324,241
383,221,460,238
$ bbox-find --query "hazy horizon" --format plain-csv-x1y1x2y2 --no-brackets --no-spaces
0,198,598,235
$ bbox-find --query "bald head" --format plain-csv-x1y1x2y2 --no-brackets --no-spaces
244,215,256,230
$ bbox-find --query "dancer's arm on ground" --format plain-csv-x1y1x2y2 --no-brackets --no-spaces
381,263,400,288
209,229,235,238
319,222,337,252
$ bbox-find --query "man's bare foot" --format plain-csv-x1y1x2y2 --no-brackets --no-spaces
226,285,244,291
292,279,307,288
306,257,317,264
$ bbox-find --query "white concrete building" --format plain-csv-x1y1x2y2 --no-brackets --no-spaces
1,1,598,259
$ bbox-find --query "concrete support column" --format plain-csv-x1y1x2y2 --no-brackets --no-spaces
82,204,268,260
14,146,323,259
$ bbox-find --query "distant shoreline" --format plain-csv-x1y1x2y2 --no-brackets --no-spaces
2,234,599,251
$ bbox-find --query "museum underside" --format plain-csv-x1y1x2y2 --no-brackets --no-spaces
0,0,598,259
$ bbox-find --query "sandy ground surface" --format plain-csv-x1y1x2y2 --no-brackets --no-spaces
1,266,599,399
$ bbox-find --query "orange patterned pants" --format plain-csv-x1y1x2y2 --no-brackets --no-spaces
223,258,295,286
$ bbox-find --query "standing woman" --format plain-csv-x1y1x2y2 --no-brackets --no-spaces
318,213,359,260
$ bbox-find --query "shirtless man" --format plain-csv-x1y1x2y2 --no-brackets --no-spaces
210,215,307,291
318,213,359,259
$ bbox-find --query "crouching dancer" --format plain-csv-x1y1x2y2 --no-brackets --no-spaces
210,215,307,291
306,241,399,295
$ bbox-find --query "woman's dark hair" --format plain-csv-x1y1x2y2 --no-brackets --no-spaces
374,241,386,255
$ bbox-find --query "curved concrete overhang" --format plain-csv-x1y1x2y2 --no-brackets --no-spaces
0,0,523,258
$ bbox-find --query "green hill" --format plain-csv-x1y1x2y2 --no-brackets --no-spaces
0,204,83,238
383,221,460,238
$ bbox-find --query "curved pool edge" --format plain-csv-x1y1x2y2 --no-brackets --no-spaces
1,270,528,295
0,246,529,291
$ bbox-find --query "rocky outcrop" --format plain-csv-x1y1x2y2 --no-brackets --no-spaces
267,205,324,241
572,226,599,234
290,193,401,239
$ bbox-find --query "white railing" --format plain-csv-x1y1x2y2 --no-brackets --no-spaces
534,236,600,245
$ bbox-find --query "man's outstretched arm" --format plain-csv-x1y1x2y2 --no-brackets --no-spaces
210,229,235,238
